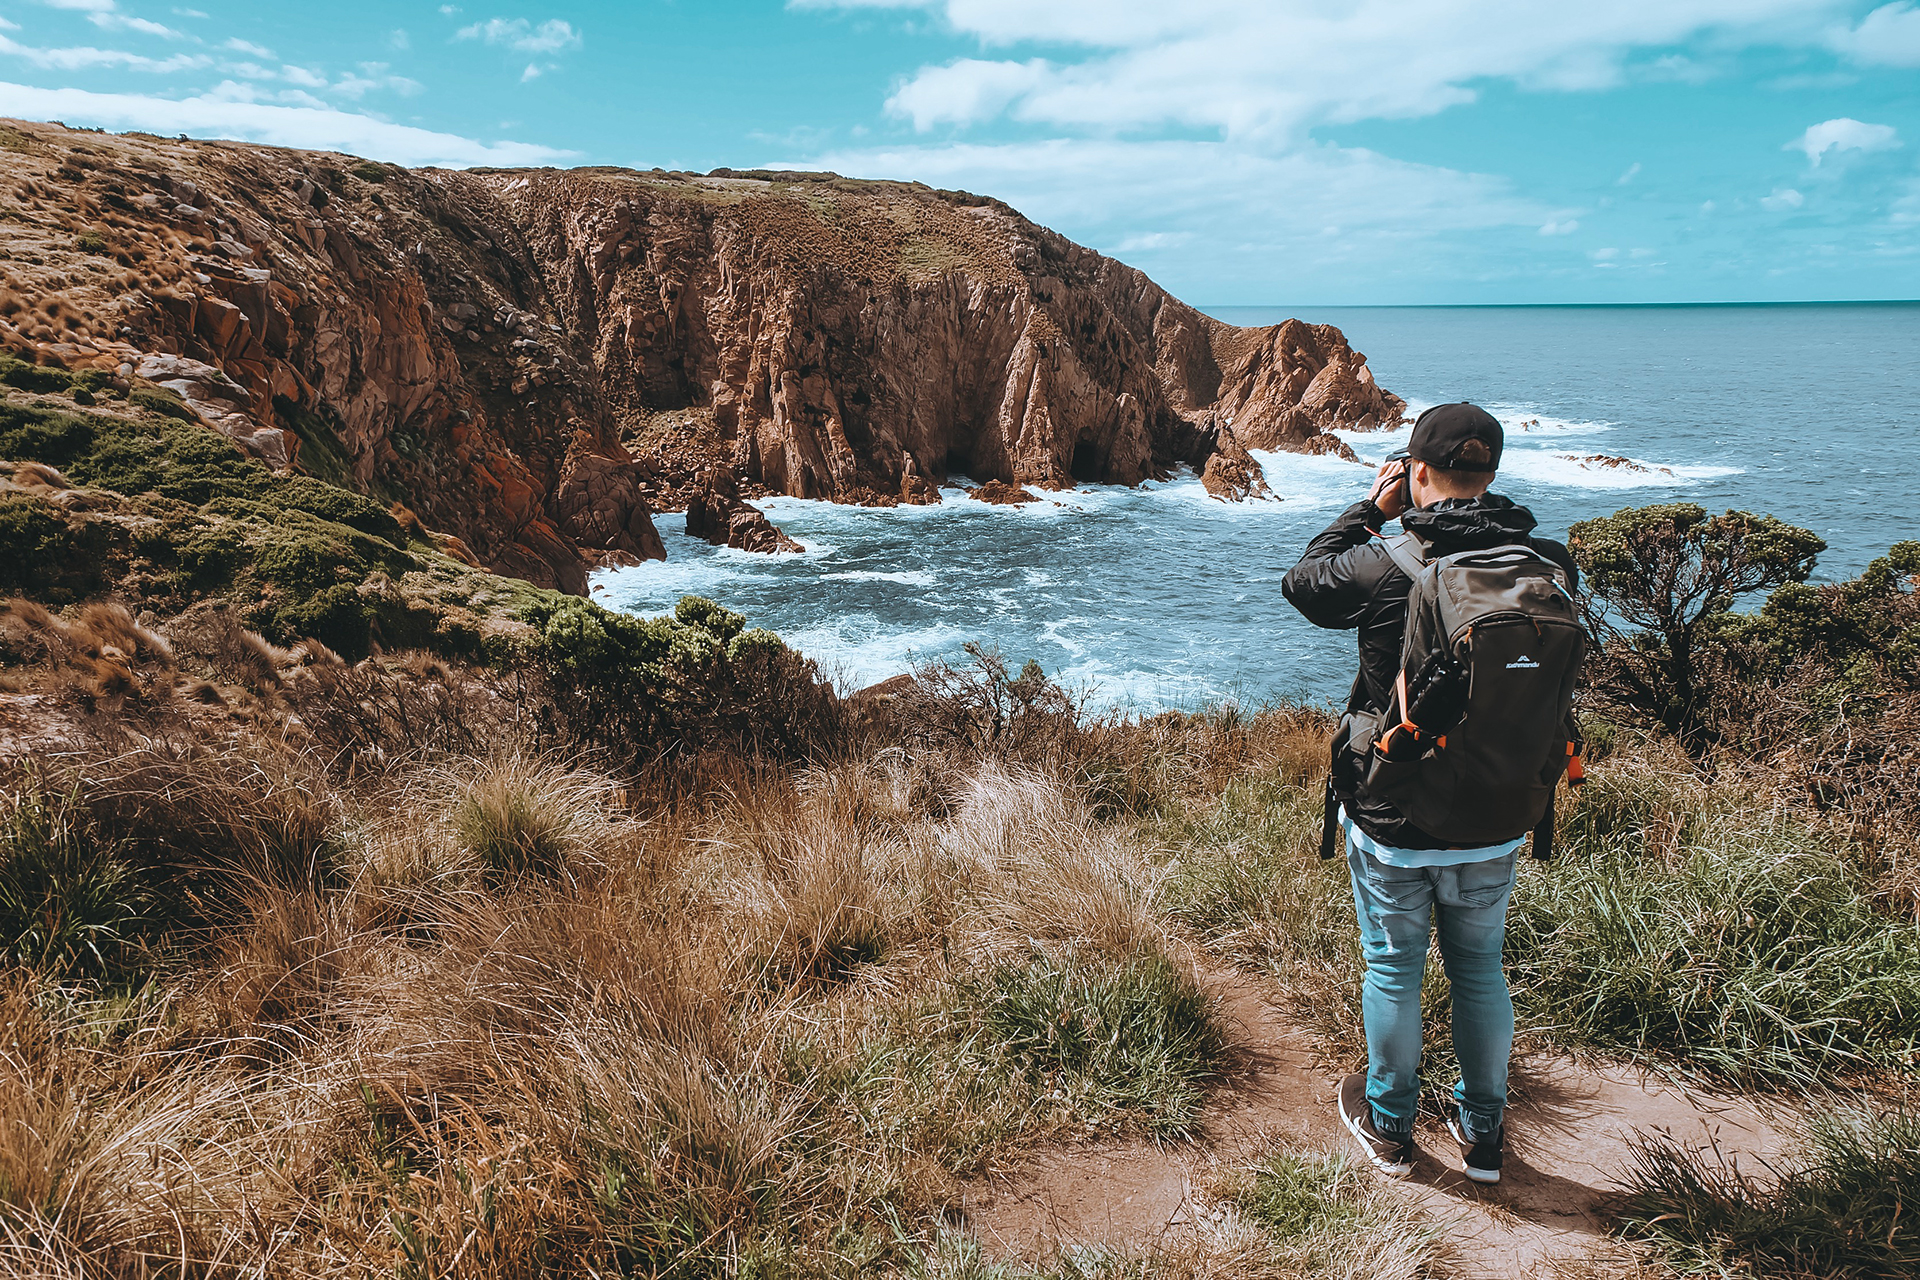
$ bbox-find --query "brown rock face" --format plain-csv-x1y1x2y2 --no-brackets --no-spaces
1199,426,1275,503
0,122,664,592
0,123,1405,584
968,480,1042,505
685,469,803,554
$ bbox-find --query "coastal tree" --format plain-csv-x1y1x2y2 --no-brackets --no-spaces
1569,503,1824,751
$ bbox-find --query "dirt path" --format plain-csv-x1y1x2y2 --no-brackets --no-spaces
959,972,1795,1276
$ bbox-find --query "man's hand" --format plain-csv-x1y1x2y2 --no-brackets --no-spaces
1369,459,1411,522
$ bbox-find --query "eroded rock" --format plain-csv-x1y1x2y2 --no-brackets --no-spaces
685,470,803,554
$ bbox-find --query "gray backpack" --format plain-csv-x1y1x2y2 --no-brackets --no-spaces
1326,532,1586,859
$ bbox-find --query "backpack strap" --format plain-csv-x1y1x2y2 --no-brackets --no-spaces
1319,672,1366,861
1379,531,1429,582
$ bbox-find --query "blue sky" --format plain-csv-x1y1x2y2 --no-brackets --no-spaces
1,1,1917,304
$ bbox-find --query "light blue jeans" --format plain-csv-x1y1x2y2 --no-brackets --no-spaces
1346,844,1518,1141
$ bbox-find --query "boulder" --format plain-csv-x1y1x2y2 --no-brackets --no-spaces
685,469,803,554
1199,424,1273,503
969,480,1041,505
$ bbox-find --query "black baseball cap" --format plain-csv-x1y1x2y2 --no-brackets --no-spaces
1408,402,1502,472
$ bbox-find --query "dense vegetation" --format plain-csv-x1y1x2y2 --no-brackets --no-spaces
3,372,1919,1275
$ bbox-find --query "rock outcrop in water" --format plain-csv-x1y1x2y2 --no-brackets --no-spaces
0,120,1402,592
685,469,804,554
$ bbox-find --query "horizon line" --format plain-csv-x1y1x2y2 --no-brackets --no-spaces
1202,299,1920,311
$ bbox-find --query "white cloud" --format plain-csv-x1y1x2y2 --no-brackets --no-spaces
0,18,16,31
455,17,582,54
331,63,424,99
224,38,275,58
0,80,576,167
1591,246,1620,259
39,0,187,37
888,58,1051,131
1826,1,1920,67
1617,161,1641,184
798,137,1547,246
171,6,206,15
1761,187,1805,209
0,33,208,73
1113,231,1193,252
89,12,187,38
806,0,1842,141
1539,218,1580,235
389,28,410,51
281,64,328,88
1790,117,1900,165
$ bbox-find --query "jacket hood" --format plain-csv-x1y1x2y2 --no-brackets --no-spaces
1401,494,1538,552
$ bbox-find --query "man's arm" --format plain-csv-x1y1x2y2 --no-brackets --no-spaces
1282,499,1391,630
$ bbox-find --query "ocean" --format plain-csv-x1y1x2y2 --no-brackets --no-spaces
594,302,1920,709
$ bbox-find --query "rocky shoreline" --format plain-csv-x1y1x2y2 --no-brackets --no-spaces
0,120,1402,581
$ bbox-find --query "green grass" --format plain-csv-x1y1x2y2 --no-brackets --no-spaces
1160,755,1920,1085
964,946,1225,1137
1231,1148,1443,1276
1619,1105,1920,1278
0,772,146,980
0,394,553,658
1506,764,1920,1083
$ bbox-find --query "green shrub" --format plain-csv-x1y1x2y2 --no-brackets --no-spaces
74,230,108,255
1508,765,1920,1082
0,773,145,980
0,494,105,600
128,386,196,422
965,946,1223,1135
524,594,837,761
1570,504,1824,749
0,356,73,394
1619,1105,1920,1278
351,159,389,184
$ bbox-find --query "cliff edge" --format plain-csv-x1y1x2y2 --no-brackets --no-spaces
0,122,1401,587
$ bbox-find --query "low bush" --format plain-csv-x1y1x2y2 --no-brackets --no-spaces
0,771,145,980
1508,761,1920,1083
966,946,1223,1136
1619,1105,1920,1278
0,493,108,601
126,386,195,422
0,355,73,394
448,752,612,885
527,593,840,763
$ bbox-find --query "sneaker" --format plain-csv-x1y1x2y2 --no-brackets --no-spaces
1337,1072,1415,1178
1445,1109,1504,1183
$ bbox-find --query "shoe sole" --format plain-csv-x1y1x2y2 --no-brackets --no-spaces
1444,1114,1501,1184
1340,1093,1413,1179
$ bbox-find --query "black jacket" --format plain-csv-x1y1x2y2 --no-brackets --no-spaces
1282,493,1578,847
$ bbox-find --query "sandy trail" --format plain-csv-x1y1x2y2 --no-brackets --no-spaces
959,972,1795,1277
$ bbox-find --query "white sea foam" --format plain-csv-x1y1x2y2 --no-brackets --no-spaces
1249,448,1373,508
1501,449,1742,490
822,570,937,586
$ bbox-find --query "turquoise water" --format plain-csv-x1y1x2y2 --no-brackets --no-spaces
597,303,1920,708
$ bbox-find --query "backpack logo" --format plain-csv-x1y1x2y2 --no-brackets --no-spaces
1506,654,1541,669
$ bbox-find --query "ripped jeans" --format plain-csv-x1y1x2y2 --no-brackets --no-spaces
1346,844,1518,1142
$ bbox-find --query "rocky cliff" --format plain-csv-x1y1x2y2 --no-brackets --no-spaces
0,120,1402,587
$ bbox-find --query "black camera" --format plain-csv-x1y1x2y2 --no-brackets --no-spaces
1382,448,1413,512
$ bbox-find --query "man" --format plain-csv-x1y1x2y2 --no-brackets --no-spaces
1280,402,1577,1184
